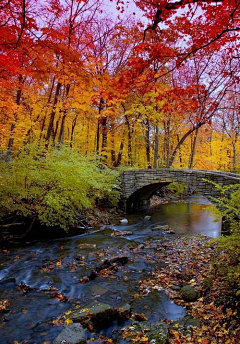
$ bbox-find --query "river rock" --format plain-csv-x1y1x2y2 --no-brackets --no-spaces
147,323,170,344
90,303,115,325
151,225,169,231
144,215,151,221
138,244,145,249
120,218,128,224
71,303,115,328
122,322,169,344
181,285,198,302
86,256,128,281
96,256,128,271
182,315,200,328
112,256,128,265
53,323,86,344
116,303,131,323
171,284,181,291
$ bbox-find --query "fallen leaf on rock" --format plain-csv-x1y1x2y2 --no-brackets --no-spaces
64,318,73,325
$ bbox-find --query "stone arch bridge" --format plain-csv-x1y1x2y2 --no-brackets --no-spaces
120,169,240,213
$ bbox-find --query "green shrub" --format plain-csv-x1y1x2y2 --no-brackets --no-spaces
166,182,187,196
208,182,240,234
0,145,120,230
207,182,240,288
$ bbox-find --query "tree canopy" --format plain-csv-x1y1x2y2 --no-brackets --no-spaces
0,0,239,170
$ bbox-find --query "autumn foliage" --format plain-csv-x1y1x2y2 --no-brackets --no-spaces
0,0,239,170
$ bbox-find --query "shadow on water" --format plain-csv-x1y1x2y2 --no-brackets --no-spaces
0,196,221,343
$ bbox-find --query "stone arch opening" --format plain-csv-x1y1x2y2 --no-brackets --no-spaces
126,182,171,213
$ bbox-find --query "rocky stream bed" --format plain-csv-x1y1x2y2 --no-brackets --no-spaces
2,196,237,344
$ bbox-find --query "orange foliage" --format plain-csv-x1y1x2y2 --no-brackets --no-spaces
0,0,239,171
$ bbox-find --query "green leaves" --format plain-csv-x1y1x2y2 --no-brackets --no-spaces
166,182,187,196
206,180,240,234
0,145,120,230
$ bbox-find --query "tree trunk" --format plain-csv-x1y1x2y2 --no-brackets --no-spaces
96,98,104,155
40,76,56,141
176,133,183,168
115,141,124,167
58,114,66,145
40,116,46,141
124,114,132,166
70,115,78,148
111,134,124,168
111,134,116,166
168,122,205,167
145,119,151,168
45,82,61,142
101,116,108,161
163,118,170,167
153,124,159,168
101,117,107,150
189,128,199,169
58,84,70,145
7,123,16,154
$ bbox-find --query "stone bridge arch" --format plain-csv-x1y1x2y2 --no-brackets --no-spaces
120,169,240,213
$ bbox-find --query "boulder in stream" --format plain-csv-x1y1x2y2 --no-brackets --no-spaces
86,256,129,281
53,323,86,344
70,303,115,328
180,284,198,302
144,215,151,221
70,302,131,328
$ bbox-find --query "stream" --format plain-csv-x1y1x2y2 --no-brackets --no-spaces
0,196,221,343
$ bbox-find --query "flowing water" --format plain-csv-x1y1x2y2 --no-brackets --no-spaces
0,196,221,343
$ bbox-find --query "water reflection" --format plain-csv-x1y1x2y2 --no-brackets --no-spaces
126,195,221,238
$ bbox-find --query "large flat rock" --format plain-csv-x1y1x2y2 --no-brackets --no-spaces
53,323,86,344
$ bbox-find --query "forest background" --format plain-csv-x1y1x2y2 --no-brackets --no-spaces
0,0,239,171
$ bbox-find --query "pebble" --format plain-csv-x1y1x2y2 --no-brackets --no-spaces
120,218,128,224
138,244,145,249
